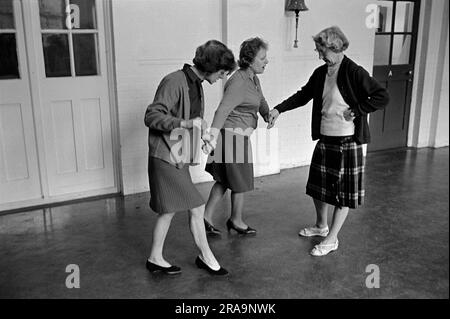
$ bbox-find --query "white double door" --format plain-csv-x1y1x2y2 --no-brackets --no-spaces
0,0,116,210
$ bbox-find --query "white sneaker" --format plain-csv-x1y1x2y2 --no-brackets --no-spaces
298,225,329,237
310,239,339,257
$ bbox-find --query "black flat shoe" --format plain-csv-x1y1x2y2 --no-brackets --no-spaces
226,219,256,235
195,257,229,276
204,219,222,236
146,260,181,275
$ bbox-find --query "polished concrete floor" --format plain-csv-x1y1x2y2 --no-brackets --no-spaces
0,147,448,299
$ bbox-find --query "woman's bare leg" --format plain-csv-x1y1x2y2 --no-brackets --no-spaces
230,191,247,228
321,206,349,244
204,182,227,224
148,212,176,267
189,205,221,270
313,198,329,229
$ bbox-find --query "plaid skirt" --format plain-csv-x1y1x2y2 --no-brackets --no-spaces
306,136,365,209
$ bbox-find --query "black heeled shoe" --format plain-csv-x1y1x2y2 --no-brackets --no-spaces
195,256,229,276
226,219,256,235
204,219,222,236
146,260,181,275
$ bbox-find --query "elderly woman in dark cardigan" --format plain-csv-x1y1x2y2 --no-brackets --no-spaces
144,40,236,275
270,26,389,256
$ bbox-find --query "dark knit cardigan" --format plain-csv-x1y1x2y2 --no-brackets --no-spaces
274,55,389,144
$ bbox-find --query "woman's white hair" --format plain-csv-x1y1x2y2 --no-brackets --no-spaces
313,26,349,53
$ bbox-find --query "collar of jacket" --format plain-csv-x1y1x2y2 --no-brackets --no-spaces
316,55,350,77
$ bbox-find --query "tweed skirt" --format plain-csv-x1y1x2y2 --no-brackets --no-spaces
205,129,254,193
148,157,205,214
306,136,365,209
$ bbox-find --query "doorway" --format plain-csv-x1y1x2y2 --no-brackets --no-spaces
0,0,118,211
369,0,421,152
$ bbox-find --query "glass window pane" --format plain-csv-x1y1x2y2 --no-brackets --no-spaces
42,34,71,77
39,0,65,29
394,2,414,32
73,33,99,76
0,0,14,29
392,34,411,65
373,34,391,66
377,1,393,33
0,34,19,79
70,0,97,29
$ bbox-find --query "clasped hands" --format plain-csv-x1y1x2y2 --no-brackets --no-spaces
265,109,280,129
184,109,282,155
180,117,216,154
201,130,217,155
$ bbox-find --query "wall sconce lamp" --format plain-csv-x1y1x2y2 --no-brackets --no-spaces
286,0,309,48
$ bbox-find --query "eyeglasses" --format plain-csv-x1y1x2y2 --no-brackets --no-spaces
314,48,327,55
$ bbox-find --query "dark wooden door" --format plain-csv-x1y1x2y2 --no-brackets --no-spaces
368,0,421,152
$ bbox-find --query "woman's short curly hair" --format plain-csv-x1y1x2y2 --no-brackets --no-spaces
238,37,268,69
193,40,236,74
313,26,349,53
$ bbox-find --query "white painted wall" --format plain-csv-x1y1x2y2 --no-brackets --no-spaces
409,0,449,149
112,0,223,194
111,0,447,196
432,26,449,148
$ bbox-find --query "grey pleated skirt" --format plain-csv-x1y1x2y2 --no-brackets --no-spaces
205,129,254,193
148,157,205,214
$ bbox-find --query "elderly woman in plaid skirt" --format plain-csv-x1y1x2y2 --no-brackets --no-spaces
270,26,389,256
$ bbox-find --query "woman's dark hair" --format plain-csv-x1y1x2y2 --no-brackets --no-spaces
193,40,236,74
238,37,268,69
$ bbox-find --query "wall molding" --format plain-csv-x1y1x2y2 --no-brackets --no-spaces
137,58,186,66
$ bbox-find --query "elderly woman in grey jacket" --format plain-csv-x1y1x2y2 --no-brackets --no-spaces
270,26,389,256
144,40,236,275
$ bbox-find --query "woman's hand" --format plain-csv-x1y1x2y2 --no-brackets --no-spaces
263,113,273,129
267,109,279,129
180,117,207,130
201,141,215,155
201,129,218,155
343,109,355,122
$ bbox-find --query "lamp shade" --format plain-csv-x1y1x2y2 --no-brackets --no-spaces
286,0,309,12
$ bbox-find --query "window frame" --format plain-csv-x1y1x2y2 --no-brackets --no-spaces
374,0,419,66
0,0,20,80
39,0,100,78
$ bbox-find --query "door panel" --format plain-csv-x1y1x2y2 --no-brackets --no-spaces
0,0,42,204
369,0,420,152
31,0,115,196
384,80,408,132
80,98,105,171
0,104,31,181
50,99,78,174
